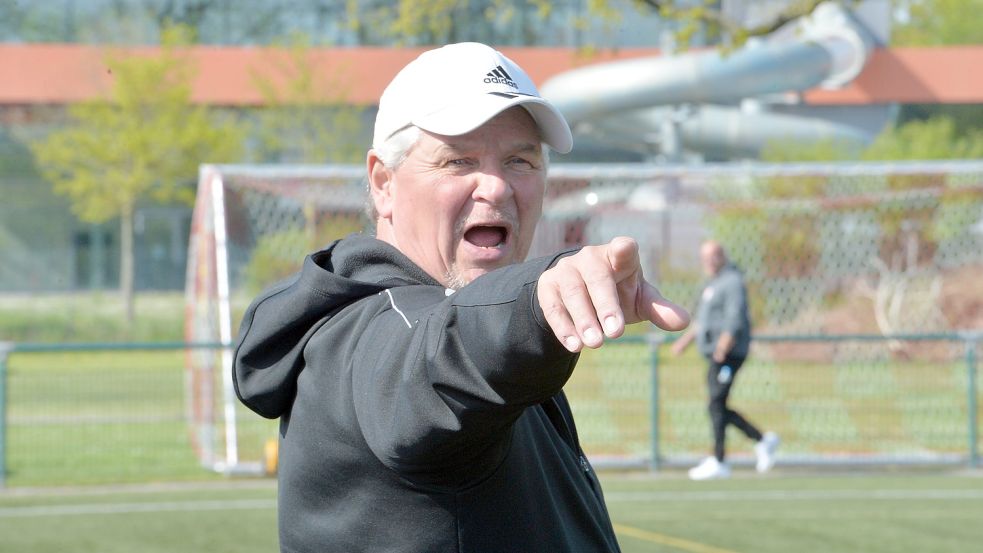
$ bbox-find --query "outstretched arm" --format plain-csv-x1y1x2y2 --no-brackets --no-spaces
537,236,690,353
669,326,696,356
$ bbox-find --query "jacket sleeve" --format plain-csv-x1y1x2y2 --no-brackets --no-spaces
351,250,578,487
233,250,386,419
718,273,749,337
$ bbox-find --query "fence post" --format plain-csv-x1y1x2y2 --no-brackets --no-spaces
0,342,12,488
966,332,979,468
649,333,663,471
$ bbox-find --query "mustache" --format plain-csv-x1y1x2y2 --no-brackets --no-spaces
455,209,518,235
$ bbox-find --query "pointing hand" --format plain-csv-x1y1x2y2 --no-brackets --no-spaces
537,237,690,352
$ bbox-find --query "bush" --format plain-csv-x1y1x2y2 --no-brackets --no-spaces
0,292,185,343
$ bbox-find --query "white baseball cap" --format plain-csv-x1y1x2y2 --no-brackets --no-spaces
373,42,573,154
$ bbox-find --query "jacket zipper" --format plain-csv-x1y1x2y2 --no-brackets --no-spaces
546,397,596,484
579,454,592,475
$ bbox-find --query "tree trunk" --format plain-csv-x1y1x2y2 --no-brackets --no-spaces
120,204,135,326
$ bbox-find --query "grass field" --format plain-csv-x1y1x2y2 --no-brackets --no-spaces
1,471,981,553
3,337,979,486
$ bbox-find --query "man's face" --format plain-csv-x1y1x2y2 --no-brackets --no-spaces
372,107,547,288
700,244,723,277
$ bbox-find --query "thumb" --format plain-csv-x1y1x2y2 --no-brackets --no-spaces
640,280,690,332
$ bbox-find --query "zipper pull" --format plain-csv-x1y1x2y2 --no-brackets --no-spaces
579,455,591,475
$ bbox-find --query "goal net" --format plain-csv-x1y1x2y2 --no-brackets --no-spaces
187,161,983,472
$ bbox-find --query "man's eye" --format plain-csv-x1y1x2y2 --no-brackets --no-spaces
508,157,536,169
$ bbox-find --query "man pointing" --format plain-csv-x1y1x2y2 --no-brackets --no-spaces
234,42,689,553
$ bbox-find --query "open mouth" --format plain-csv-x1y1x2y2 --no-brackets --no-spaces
464,225,509,248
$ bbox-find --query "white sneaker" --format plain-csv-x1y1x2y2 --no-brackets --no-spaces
688,457,731,480
755,431,780,473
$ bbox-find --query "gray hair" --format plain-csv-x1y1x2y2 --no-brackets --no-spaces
365,126,422,223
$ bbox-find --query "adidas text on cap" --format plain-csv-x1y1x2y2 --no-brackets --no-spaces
373,42,573,154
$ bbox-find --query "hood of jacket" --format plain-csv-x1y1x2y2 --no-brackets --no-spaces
232,234,441,419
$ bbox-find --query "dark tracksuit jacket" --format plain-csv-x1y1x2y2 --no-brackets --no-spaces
233,234,621,553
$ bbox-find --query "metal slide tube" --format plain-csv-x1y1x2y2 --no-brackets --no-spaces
539,3,875,157
542,41,834,126
589,104,872,158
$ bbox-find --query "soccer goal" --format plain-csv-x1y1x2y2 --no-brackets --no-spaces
185,164,367,473
187,161,983,473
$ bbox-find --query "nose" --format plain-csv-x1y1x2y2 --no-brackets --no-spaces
472,168,513,205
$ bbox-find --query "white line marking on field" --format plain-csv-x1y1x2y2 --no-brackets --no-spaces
605,489,983,502
0,499,276,518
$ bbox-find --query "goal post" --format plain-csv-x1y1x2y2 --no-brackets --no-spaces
187,161,983,472
185,164,368,473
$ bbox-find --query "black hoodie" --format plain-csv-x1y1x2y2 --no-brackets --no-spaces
234,234,621,553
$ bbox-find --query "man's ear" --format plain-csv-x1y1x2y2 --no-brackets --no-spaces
367,150,393,219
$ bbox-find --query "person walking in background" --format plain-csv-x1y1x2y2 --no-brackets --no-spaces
233,42,689,552
671,240,778,480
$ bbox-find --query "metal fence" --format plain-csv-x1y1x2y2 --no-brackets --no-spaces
0,332,979,488
647,332,981,469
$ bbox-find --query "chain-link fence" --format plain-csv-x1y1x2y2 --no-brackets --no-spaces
195,161,983,336
1,333,978,488
566,332,980,469
538,162,983,335
181,160,983,473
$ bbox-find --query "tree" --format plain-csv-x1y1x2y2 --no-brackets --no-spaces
892,0,983,46
249,32,364,164
31,25,243,325
241,32,366,293
345,0,840,47
0,0,857,48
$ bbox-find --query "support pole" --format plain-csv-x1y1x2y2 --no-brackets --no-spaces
649,333,663,471
211,174,239,471
0,342,12,488
966,332,979,468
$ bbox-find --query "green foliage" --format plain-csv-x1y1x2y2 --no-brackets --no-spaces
761,117,983,164
31,25,243,224
389,0,460,44
761,137,859,162
344,0,632,46
899,104,983,138
249,33,364,164
28,24,244,322
242,216,364,296
857,118,983,262
649,0,839,50
657,0,726,48
0,292,185,342
893,0,983,45
862,117,983,161
242,229,310,295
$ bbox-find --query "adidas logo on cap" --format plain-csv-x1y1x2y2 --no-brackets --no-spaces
484,65,517,89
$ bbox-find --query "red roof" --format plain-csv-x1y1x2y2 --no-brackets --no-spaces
1,44,980,106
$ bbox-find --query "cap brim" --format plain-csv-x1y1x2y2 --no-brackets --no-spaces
413,93,573,154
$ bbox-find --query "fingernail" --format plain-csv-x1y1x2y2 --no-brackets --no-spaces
583,327,601,345
603,316,619,335
564,336,581,351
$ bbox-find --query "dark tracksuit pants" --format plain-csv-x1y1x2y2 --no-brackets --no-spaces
706,355,763,461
